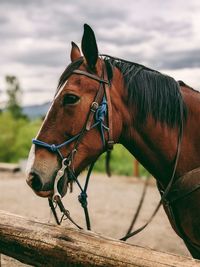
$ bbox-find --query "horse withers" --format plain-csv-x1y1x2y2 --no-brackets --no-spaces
26,24,200,258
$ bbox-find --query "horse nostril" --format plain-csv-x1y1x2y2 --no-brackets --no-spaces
27,172,43,192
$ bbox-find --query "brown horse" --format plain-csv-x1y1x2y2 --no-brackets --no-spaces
26,24,200,258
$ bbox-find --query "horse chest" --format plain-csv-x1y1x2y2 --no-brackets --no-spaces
159,167,200,256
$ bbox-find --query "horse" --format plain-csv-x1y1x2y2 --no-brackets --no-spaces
26,24,200,258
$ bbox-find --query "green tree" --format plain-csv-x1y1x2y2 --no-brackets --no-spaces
12,119,42,162
5,75,24,119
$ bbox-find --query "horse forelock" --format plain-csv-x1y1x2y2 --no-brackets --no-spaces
55,57,84,96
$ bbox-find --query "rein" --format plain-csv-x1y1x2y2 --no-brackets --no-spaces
32,63,114,230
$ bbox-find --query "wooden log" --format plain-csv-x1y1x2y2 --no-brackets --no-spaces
0,163,20,172
133,159,140,177
0,210,199,267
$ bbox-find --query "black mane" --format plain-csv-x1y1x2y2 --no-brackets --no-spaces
103,55,187,127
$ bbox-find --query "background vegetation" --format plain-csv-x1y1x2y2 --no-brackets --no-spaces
0,75,149,176
0,112,41,163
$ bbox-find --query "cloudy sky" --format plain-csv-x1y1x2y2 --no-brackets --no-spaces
0,0,200,106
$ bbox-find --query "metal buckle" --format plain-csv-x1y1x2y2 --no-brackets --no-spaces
52,158,68,202
90,102,99,112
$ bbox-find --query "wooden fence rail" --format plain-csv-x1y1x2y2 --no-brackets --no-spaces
0,210,199,267
0,162,20,172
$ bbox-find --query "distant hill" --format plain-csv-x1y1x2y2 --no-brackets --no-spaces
23,102,51,119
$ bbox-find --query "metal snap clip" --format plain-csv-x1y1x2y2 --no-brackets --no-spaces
91,102,99,112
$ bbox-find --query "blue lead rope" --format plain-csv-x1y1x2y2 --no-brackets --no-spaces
32,134,81,153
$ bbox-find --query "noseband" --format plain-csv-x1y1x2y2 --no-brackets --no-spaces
32,63,114,230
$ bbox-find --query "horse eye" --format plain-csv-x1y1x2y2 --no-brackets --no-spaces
63,94,80,105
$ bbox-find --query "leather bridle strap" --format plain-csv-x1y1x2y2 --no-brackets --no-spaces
104,69,114,151
73,69,109,132
73,69,109,84
103,68,114,176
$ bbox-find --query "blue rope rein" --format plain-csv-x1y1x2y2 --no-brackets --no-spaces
32,95,109,153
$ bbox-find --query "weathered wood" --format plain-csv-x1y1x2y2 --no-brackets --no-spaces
0,163,20,172
0,210,199,267
133,159,139,177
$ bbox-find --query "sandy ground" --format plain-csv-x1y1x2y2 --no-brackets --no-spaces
0,171,191,266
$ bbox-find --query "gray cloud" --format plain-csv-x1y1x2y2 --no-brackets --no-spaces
141,18,193,38
98,30,154,46
155,49,200,70
0,0,200,104
14,48,66,67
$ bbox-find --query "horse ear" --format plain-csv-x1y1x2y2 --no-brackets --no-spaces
70,42,81,62
81,24,98,70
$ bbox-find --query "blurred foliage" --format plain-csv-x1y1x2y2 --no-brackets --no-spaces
94,144,149,177
5,75,25,119
0,112,41,162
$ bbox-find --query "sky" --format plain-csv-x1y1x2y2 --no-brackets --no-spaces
0,0,200,106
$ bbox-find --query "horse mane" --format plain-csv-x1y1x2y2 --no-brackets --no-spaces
178,80,200,93
103,55,187,127
56,54,187,127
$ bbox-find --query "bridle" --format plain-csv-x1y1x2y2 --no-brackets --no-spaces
32,61,114,230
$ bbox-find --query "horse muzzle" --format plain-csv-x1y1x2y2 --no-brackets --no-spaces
26,169,68,198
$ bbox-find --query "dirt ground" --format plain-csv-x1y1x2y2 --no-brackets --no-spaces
0,171,191,266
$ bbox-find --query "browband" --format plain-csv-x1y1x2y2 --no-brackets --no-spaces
73,69,109,84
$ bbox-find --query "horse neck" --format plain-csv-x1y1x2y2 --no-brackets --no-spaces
120,115,179,187
118,85,200,188
109,65,200,187
109,68,177,186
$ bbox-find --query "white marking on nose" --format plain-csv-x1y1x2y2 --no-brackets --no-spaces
26,144,36,175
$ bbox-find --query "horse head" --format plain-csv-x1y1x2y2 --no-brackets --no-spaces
26,24,126,198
